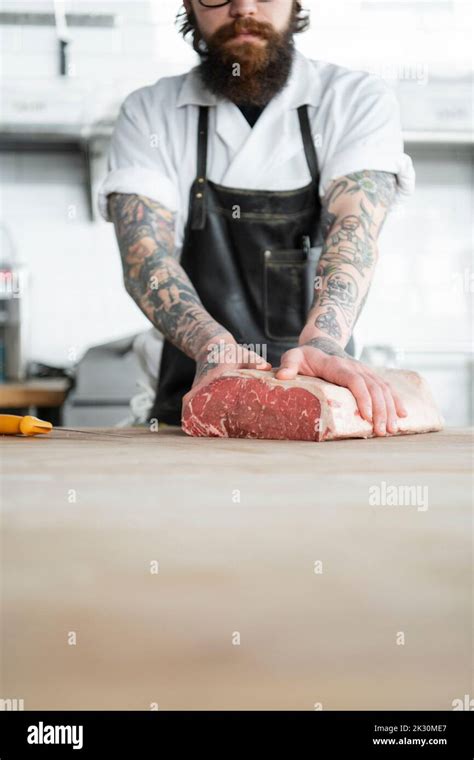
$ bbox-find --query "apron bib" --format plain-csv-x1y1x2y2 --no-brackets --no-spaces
149,104,354,425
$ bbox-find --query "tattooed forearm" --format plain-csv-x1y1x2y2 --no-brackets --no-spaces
324,170,396,210
108,193,228,360
318,265,359,327
194,355,220,381
314,306,342,339
300,170,396,350
302,336,350,359
325,212,374,274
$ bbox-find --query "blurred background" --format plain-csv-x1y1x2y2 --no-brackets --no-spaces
0,0,472,427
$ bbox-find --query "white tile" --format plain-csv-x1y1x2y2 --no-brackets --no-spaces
2,52,56,79
69,27,126,55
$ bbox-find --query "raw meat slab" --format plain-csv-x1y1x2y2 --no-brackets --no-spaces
181,368,444,441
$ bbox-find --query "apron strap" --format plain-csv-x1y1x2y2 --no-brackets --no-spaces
191,104,319,230
190,106,209,230
297,104,319,190
197,105,209,180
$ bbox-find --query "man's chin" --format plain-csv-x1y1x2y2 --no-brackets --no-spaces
198,29,295,106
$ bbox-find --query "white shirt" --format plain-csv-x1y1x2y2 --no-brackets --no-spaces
98,50,415,252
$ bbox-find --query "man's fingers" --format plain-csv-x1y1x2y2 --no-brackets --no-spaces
364,369,408,418
275,354,300,380
377,381,399,433
364,379,388,435
241,360,272,370
320,365,391,435
344,373,373,423
358,368,397,432
229,346,271,370
240,350,272,370
390,388,408,418
274,366,298,380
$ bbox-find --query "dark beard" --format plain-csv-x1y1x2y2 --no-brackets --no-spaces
197,17,295,107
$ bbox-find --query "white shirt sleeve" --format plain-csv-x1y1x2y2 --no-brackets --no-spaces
97,88,179,222
318,75,415,205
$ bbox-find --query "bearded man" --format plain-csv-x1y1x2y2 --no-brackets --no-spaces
99,0,414,435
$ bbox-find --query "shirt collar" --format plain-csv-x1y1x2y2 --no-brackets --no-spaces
176,49,322,110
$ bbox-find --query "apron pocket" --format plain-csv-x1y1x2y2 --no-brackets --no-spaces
262,246,321,342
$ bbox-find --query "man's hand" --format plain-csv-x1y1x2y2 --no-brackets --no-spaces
182,333,272,414
275,337,407,437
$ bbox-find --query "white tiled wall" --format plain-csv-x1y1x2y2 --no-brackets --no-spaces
0,0,196,87
0,0,472,423
0,151,149,367
0,0,195,372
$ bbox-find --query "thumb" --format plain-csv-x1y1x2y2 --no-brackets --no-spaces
275,352,300,381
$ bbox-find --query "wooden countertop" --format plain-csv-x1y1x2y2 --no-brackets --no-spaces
1,427,472,710
0,378,70,407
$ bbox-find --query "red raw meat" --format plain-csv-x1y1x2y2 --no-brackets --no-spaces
181,368,444,441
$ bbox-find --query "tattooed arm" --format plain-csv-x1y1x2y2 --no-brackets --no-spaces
108,192,232,361
276,171,408,436
108,192,271,403
300,170,396,352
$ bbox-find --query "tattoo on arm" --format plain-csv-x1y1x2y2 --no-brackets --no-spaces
324,170,396,210
304,336,350,359
194,356,220,381
108,193,227,361
314,307,342,339
306,170,396,349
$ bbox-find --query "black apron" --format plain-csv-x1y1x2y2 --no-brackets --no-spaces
149,104,354,425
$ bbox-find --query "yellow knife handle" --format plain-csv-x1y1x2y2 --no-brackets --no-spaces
0,414,23,434
0,414,53,436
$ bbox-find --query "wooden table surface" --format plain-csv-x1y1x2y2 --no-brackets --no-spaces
0,378,70,408
1,427,472,710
